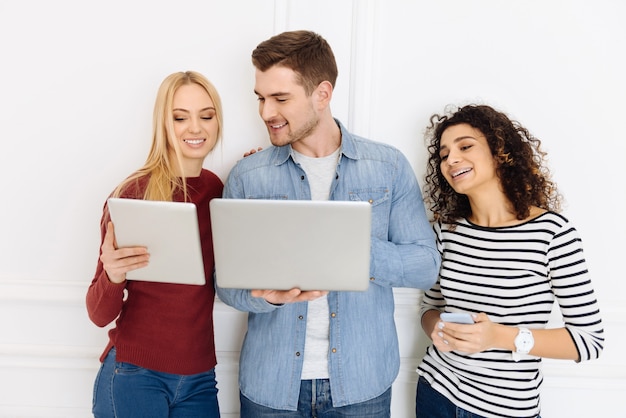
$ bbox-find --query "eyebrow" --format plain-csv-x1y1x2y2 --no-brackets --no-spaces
254,90,291,97
172,107,216,113
439,135,477,151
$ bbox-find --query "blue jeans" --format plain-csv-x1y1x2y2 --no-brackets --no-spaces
92,348,220,418
415,377,540,418
240,379,391,417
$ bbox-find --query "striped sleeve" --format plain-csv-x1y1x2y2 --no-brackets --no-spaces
419,222,445,317
548,214,604,361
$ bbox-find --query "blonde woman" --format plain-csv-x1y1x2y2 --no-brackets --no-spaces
86,71,224,417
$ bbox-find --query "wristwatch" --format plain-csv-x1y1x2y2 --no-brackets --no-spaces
512,327,534,362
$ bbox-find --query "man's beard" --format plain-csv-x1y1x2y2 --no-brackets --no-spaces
270,114,319,147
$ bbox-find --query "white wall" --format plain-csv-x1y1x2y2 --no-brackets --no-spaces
0,1,624,417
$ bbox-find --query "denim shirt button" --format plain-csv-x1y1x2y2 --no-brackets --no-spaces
298,315,304,320
296,352,301,357
331,348,337,353
369,277,375,281
330,312,336,318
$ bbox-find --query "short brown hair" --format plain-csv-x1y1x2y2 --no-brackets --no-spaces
252,30,338,95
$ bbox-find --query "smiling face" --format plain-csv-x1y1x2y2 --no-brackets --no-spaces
168,83,218,176
254,65,320,148
439,123,500,197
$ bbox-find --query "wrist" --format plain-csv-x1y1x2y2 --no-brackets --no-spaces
105,272,126,285
495,324,519,351
512,327,535,361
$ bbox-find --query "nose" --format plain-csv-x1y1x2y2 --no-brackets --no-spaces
259,100,276,121
188,117,201,133
445,149,460,166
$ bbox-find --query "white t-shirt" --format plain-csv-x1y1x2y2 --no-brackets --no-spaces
292,147,340,380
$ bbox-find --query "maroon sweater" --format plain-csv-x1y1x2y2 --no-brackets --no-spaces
86,170,223,375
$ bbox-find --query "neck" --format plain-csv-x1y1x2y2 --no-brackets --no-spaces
466,190,518,227
292,115,341,157
184,163,203,178
170,153,203,178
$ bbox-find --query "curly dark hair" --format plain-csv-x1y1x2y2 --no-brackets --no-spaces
424,104,561,224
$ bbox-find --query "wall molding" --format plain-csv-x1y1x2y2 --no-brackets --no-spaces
272,0,290,33
0,278,87,305
347,0,380,137
0,343,98,370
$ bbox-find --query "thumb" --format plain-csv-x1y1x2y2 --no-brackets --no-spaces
104,221,118,249
472,312,488,323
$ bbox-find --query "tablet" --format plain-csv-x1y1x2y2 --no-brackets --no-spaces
107,198,206,285
210,198,372,291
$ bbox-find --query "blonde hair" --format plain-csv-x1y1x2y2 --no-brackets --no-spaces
113,71,223,201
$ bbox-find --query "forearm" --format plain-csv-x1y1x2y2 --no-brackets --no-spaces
421,309,442,338
492,324,579,361
529,328,579,361
215,286,277,313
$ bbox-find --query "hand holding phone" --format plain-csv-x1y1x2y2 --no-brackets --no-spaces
440,312,475,324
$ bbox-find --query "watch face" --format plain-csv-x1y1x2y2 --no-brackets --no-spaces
515,328,534,354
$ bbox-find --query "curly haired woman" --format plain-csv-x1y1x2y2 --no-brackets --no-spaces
416,104,604,418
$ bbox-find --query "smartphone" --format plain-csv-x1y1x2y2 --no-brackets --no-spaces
440,312,475,324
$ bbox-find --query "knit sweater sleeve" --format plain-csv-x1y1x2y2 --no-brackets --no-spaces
85,203,127,327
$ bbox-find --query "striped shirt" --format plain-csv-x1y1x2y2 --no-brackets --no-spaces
418,212,604,418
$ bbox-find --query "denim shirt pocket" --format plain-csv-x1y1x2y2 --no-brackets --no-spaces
347,187,389,205
347,187,390,237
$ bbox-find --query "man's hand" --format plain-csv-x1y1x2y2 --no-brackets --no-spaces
243,147,263,158
251,288,328,305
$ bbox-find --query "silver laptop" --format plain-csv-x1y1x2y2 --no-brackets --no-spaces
210,199,372,291
107,198,206,285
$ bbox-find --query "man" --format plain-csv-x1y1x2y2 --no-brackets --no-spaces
216,30,440,417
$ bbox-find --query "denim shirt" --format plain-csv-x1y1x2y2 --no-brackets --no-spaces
216,119,440,410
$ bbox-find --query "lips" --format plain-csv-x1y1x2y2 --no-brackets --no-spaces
451,168,471,178
269,121,287,129
183,138,206,145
